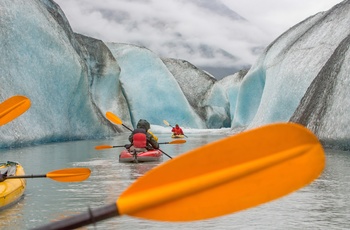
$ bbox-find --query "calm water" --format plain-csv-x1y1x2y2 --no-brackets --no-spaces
0,133,349,230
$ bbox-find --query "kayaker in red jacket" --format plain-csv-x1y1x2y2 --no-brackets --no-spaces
172,124,184,136
128,119,159,151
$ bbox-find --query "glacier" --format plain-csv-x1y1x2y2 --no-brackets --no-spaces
233,0,350,150
234,2,350,129
1,0,350,150
105,43,206,129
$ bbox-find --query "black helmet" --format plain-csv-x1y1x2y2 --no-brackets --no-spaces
136,119,150,131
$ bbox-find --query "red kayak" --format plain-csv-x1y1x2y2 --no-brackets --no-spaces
119,149,163,163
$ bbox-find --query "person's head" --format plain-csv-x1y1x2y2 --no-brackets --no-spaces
137,119,150,131
175,124,179,128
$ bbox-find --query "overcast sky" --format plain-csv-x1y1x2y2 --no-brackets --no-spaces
53,0,343,75
221,0,343,37
55,0,342,40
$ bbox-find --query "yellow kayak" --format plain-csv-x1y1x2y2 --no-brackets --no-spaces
0,161,26,210
171,134,185,138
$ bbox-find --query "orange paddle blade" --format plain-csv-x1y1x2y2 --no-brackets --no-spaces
169,140,186,144
31,123,325,230
117,123,325,221
46,168,91,182
106,111,122,125
95,145,113,150
163,120,171,126
0,95,31,126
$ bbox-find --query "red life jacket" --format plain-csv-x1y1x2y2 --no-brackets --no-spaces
133,132,147,148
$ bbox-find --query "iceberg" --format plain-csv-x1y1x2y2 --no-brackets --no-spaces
290,33,350,150
217,70,248,129
0,0,208,148
0,0,349,151
231,0,350,149
105,43,206,129
0,0,117,147
162,58,229,128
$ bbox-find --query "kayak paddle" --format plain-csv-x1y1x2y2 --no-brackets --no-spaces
95,145,127,150
158,140,186,145
106,111,132,131
95,140,186,150
105,112,173,159
156,150,172,159
2,168,91,183
163,120,188,138
0,95,31,126
32,123,325,230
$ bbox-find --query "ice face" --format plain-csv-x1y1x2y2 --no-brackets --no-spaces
105,43,207,129
0,0,115,147
291,32,350,150
230,1,350,149
1,0,349,150
232,2,350,131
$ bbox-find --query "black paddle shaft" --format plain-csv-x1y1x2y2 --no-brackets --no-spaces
159,149,173,159
32,203,119,230
5,174,46,179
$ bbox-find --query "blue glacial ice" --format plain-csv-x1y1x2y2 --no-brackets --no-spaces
290,31,350,149
0,0,117,147
231,1,350,150
105,43,206,129
1,0,350,150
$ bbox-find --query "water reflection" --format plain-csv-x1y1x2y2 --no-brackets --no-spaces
0,135,349,229
0,198,25,229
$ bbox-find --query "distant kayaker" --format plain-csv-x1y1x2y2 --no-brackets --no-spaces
172,124,184,136
128,119,159,151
